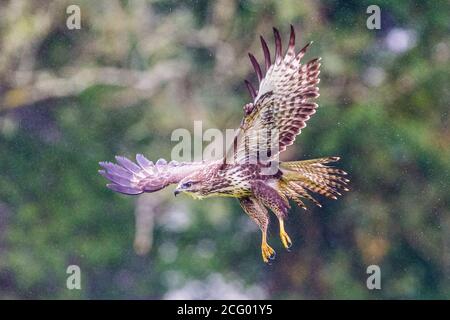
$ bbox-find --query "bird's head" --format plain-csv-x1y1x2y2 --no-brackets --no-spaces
174,177,209,199
173,164,228,199
174,171,209,199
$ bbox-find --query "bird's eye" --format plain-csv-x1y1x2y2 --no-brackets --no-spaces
182,181,193,188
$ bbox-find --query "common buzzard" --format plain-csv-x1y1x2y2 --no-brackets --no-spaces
99,26,349,263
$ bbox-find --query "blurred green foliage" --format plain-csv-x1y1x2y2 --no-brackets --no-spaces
0,0,449,299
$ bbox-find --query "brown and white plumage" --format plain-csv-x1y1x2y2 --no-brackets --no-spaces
99,26,349,263
228,26,320,164
99,156,205,195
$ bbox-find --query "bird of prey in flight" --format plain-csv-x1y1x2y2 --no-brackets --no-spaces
99,26,349,263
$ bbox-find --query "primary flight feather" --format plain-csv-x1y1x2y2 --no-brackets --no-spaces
99,26,349,263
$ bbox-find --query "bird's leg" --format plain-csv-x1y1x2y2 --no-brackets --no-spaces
278,218,292,250
261,228,276,263
251,181,293,251
239,197,275,263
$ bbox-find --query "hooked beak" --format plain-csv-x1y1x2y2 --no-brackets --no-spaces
174,189,181,197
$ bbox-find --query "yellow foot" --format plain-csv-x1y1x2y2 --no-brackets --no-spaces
261,242,276,264
280,230,292,250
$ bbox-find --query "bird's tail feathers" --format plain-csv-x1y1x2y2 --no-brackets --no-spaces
279,157,349,209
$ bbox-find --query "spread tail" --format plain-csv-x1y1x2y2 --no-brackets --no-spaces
280,156,349,209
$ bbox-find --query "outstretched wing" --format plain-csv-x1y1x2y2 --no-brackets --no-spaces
227,26,321,164
99,155,204,195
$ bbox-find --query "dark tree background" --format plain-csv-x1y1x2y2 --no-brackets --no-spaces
0,0,449,299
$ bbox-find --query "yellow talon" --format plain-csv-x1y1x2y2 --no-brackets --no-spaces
279,219,292,250
261,232,276,263
280,231,292,249
261,242,276,263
